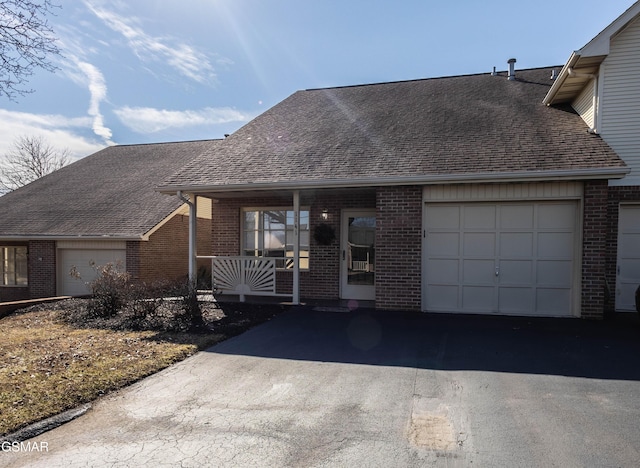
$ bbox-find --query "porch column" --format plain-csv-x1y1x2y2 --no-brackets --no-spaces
188,193,198,285
292,190,300,305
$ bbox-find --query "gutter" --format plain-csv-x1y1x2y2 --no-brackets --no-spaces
158,166,630,195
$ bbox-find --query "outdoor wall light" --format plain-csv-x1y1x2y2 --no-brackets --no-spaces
321,209,329,220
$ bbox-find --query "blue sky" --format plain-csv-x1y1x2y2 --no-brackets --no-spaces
0,0,636,160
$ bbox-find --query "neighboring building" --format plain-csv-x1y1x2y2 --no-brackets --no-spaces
543,0,640,313
159,66,627,319
0,140,215,302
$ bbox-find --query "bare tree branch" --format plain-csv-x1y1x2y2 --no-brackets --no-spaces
0,134,69,192
0,0,62,101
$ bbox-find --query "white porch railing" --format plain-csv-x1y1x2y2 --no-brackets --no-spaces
198,256,291,302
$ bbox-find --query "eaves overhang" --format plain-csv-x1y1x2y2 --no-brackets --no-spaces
543,53,607,106
158,166,629,197
0,234,146,242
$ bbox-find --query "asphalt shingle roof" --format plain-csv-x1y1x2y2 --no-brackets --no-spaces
0,140,221,238
161,67,626,191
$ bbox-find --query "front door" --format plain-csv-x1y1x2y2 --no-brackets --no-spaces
341,209,376,300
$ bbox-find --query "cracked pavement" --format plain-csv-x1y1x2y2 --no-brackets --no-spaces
2,309,640,467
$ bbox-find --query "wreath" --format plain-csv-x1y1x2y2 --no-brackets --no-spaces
313,223,336,245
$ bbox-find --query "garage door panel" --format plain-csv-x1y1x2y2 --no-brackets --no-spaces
500,233,533,257
536,289,571,314
462,286,494,312
463,259,495,283
427,232,460,256
537,232,574,258
426,285,459,310
499,288,534,314
538,204,576,229
464,206,495,229
620,258,640,277
499,260,533,284
427,259,459,283
618,283,639,309
500,205,534,229
619,233,640,253
427,205,461,229
537,261,573,286
463,233,495,256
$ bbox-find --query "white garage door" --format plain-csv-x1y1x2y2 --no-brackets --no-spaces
423,202,578,316
616,205,640,311
58,249,127,296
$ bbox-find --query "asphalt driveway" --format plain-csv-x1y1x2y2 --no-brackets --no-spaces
3,308,640,467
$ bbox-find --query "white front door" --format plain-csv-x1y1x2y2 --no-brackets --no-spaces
340,209,376,301
616,204,640,311
423,201,578,316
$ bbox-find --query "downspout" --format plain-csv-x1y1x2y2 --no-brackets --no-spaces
177,191,197,285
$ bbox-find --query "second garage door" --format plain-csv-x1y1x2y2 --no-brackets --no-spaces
423,201,578,317
58,248,127,296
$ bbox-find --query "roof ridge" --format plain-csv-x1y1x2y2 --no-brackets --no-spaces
111,138,224,149
303,65,563,92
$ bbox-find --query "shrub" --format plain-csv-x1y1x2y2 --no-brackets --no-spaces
166,278,205,331
85,261,131,318
69,262,209,331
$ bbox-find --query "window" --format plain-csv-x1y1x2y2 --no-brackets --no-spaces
243,209,310,269
1,247,28,286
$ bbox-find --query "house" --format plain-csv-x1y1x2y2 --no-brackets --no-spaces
158,64,628,319
5,4,638,320
542,0,640,314
0,140,215,302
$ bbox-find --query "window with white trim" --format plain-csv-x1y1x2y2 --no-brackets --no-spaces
242,208,310,269
1,246,28,286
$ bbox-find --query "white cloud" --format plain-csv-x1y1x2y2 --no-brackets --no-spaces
84,1,217,84
113,106,251,133
0,110,106,160
76,61,114,143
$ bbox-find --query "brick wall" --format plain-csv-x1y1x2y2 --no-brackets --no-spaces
375,186,423,311
138,214,212,284
28,240,56,299
605,185,640,314
0,241,30,302
581,180,609,319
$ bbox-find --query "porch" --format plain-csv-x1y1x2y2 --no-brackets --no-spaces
177,185,422,311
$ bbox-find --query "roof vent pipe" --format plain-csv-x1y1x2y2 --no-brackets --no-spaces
507,58,517,80
491,66,497,76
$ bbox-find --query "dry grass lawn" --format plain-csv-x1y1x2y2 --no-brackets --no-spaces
0,301,284,436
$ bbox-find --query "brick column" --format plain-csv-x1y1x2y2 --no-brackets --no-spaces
126,241,141,282
28,240,56,298
581,180,608,319
375,186,423,311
